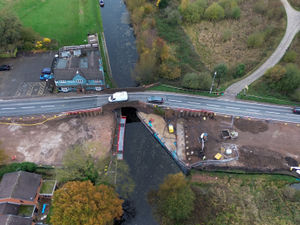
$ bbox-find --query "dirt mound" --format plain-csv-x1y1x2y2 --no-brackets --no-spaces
234,119,268,134
239,146,286,169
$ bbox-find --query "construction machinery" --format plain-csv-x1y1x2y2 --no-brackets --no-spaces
221,129,238,140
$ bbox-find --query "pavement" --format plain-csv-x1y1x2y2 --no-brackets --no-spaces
0,92,299,124
223,0,300,99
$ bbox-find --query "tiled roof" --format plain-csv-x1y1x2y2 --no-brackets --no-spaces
0,215,32,225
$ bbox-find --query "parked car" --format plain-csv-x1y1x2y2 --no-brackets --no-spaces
147,96,164,104
108,91,128,103
0,64,11,71
99,0,104,7
40,67,54,81
292,107,300,114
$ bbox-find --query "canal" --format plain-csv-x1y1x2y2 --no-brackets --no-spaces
100,0,138,87
121,108,181,225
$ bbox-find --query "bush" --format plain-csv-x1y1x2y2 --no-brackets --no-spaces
254,0,268,14
222,29,232,42
233,63,245,78
231,6,240,19
0,162,37,178
247,32,265,48
204,2,225,21
214,63,228,85
291,87,300,102
218,0,240,19
283,50,297,63
180,0,207,23
182,72,212,90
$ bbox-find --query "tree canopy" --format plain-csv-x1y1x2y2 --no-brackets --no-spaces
157,173,195,223
182,72,212,90
51,181,123,225
204,2,225,21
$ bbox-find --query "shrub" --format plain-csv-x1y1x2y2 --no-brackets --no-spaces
182,72,212,90
254,0,268,14
231,6,240,19
204,2,225,21
278,63,300,94
283,50,297,63
233,63,245,78
0,162,37,178
291,87,300,102
218,0,240,19
247,32,265,48
222,29,232,42
180,0,207,23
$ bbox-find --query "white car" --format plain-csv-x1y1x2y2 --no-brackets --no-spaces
108,91,128,103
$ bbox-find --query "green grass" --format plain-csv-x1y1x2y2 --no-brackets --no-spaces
0,0,103,46
18,205,34,217
147,84,221,97
40,180,56,194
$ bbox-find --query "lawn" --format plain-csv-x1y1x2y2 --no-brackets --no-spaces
0,0,103,46
18,205,35,217
40,180,56,194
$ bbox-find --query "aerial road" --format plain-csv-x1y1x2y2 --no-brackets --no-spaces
0,92,299,124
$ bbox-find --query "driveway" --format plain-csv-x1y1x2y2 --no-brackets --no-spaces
0,51,55,97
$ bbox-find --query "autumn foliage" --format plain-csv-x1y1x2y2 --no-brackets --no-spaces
50,181,123,225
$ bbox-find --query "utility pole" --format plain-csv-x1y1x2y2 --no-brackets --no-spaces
210,71,217,94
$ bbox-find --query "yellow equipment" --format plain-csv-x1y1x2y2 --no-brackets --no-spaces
214,153,222,160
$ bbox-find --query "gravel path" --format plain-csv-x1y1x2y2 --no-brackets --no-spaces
222,0,300,99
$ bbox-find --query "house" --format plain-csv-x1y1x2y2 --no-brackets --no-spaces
0,214,33,225
53,34,106,92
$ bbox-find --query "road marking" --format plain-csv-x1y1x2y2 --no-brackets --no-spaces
21,106,35,109
206,104,220,107
169,99,182,103
41,105,55,108
1,107,16,110
247,109,260,112
187,101,201,105
266,111,280,115
226,106,240,110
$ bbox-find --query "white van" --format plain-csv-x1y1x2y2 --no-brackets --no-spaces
108,91,128,103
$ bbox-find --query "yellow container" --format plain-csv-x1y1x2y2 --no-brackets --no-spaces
168,124,174,133
214,153,222,160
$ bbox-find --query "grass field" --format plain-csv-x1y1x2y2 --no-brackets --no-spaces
0,0,103,46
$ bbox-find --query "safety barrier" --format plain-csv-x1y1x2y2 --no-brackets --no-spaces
66,107,102,116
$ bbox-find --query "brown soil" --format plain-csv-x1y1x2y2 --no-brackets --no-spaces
0,113,115,165
234,119,268,134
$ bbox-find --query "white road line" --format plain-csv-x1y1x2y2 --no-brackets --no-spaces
41,105,55,108
206,104,220,107
247,109,260,112
187,101,201,105
266,111,280,115
169,99,182,103
21,106,35,109
226,106,240,110
247,112,262,115
1,107,16,110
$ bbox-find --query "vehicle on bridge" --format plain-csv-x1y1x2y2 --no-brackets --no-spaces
293,107,300,114
147,96,164,104
108,91,128,103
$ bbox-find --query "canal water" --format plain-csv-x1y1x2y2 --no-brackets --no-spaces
122,108,181,225
100,0,138,87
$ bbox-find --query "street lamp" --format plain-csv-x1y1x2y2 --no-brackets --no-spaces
210,71,217,94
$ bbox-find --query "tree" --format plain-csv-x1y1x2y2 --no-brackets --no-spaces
0,11,22,53
283,50,297,63
182,72,212,90
56,145,98,184
204,3,225,21
278,63,300,94
264,65,286,85
233,63,246,78
157,173,195,223
51,181,123,225
214,63,228,87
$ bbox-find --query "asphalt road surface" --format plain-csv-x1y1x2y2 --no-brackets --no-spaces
0,92,299,123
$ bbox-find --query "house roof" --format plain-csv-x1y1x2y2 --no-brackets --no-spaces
54,48,104,81
0,203,19,215
0,171,42,201
0,215,32,225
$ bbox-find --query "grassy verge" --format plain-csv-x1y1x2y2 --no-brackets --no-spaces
18,205,34,217
147,84,222,97
238,93,300,106
1,0,103,46
187,171,300,225
40,180,56,194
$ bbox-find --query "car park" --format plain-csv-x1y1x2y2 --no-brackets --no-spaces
293,107,300,114
0,64,11,71
147,96,164,104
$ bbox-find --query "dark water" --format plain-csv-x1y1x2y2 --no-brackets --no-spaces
122,109,181,225
100,0,137,87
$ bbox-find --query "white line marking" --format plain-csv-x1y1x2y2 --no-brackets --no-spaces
169,99,182,103
266,111,280,115
226,106,240,110
247,109,260,112
206,104,220,107
41,105,55,108
1,107,16,110
187,101,201,105
21,106,35,109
